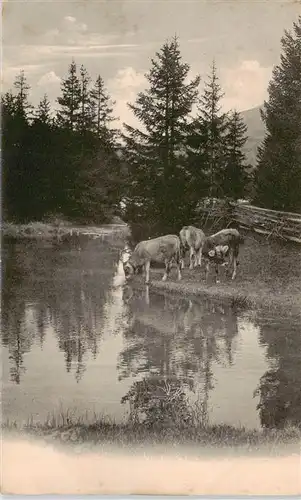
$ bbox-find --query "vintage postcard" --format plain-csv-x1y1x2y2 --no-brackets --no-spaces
1,0,301,495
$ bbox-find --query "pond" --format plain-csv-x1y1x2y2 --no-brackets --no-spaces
2,236,301,431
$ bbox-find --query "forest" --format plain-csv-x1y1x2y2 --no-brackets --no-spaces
2,16,301,230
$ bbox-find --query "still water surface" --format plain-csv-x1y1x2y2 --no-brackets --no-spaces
2,236,301,430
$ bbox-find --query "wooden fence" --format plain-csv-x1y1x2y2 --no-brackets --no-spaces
231,202,301,244
195,199,301,244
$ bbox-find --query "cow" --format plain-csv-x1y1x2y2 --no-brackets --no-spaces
119,243,132,264
202,228,244,283
179,225,206,270
123,234,182,284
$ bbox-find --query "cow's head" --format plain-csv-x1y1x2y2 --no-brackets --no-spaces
123,261,135,279
123,260,144,279
208,245,229,265
120,247,132,264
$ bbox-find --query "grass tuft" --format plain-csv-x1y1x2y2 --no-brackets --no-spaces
2,412,301,453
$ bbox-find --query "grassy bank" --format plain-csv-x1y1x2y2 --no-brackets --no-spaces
3,413,301,455
2,220,130,241
133,232,301,315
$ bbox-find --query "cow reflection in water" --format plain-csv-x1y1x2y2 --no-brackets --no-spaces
119,285,239,424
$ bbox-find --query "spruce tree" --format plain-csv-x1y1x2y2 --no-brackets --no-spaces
123,36,200,229
90,74,118,145
254,16,301,212
222,110,249,200
188,61,228,200
34,94,52,125
13,70,33,122
1,91,16,119
78,65,94,133
3,72,33,220
2,91,16,219
56,60,81,130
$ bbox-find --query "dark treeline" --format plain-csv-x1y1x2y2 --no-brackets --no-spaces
2,62,125,224
2,17,301,227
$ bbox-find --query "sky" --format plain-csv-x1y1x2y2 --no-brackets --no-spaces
2,0,301,128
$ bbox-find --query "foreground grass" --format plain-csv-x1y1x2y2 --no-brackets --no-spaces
134,233,301,315
2,413,301,455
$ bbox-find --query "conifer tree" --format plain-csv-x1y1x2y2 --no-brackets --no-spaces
78,65,94,133
56,60,81,130
1,91,16,119
222,110,249,199
90,75,118,144
13,70,33,122
123,36,200,228
34,94,52,125
2,72,33,220
254,16,301,212
188,61,228,200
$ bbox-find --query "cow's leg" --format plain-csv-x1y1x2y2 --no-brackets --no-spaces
145,260,151,284
205,259,210,282
176,257,182,281
196,248,202,267
215,263,220,284
224,248,232,277
193,249,198,268
173,250,182,281
145,284,150,305
189,247,194,270
162,259,171,281
180,247,185,269
231,252,238,280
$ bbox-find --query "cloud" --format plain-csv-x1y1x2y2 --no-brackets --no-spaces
110,67,146,92
37,71,61,87
1,64,47,89
64,16,76,23
63,15,87,34
108,67,147,127
221,60,272,112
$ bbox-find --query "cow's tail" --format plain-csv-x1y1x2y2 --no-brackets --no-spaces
177,239,186,270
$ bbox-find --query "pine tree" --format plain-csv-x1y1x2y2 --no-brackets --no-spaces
1,91,16,118
2,72,34,220
90,75,118,144
188,61,228,200
13,70,33,122
123,36,200,228
254,16,301,212
56,60,81,130
34,94,52,125
2,91,17,219
222,110,249,199
78,65,94,133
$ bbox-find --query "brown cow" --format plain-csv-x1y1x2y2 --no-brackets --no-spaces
123,234,182,284
179,225,206,270
202,228,244,282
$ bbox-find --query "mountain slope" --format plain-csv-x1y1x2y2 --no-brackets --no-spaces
241,105,266,166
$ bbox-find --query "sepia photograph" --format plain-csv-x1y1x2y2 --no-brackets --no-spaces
1,0,301,495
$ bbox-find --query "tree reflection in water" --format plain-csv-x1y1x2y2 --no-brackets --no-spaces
2,238,123,383
3,238,301,431
119,285,239,425
254,314,301,429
